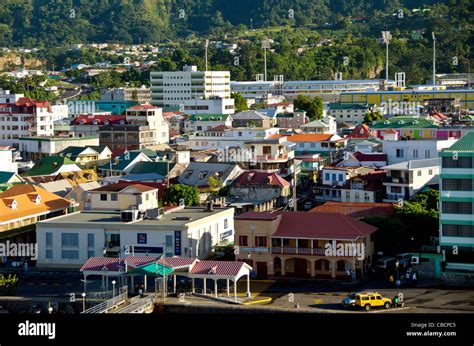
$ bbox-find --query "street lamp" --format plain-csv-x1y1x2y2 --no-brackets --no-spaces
48,305,53,314
381,31,392,81
112,280,116,298
395,260,400,296
81,293,86,312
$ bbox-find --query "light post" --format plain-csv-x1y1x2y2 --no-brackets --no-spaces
81,293,86,312
381,31,392,81
395,260,400,296
112,280,116,298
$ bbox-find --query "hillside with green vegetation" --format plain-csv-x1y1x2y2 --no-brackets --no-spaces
0,0,471,85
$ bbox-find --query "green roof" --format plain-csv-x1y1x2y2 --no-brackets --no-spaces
443,132,474,153
58,146,87,160
128,262,174,276
328,103,373,110
0,171,16,184
129,161,176,176
188,114,230,121
128,148,158,160
369,117,439,129
24,156,76,176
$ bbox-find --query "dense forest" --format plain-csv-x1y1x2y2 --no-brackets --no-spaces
0,0,472,85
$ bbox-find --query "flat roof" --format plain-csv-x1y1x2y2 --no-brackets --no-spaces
38,207,232,229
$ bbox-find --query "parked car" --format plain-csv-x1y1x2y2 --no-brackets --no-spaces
341,293,357,308
355,292,392,311
395,253,413,268
375,257,397,271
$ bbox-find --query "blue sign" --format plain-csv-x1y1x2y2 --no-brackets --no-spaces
220,230,233,240
137,233,147,244
174,231,181,256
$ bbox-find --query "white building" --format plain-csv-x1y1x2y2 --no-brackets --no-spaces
382,131,457,164
36,205,235,268
150,65,234,114
189,127,280,150
327,103,376,124
0,146,18,173
50,104,69,122
0,89,24,103
100,86,151,104
0,98,55,147
382,158,440,202
184,114,233,133
18,136,100,161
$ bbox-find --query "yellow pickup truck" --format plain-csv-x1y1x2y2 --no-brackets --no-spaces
355,292,392,311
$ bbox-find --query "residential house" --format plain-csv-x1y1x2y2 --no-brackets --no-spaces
189,127,280,151
276,110,308,129
299,116,337,134
232,110,272,128
39,179,75,198
0,184,77,244
97,151,152,177
18,136,100,162
438,133,474,273
184,114,233,133
340,171,386,203
58,146,112,166
382,131,457,164
382,158,440,202
71,114,127,137
36,205,235,268
0,171,24,185
64,181,101,211
338,151,388,168
228,171,291,213
234,212,376,279
178,162,243,190
163,111,185,136
23,156,82,177
327,103,375,124
286,134,346,162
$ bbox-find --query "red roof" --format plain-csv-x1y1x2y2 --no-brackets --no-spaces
80,256,158,272
189,260,249,276
71,114,126,125
15,97,51,108
128,104,158,111
271,212,377,240
349,124,375,139
287,134,334,142
158,257,197,269
310,202,394,218
233,171,290,187
384,129,398,134
352,151,387,162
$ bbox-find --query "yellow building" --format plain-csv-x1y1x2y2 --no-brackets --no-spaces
340,89,474,109
235,211,376,279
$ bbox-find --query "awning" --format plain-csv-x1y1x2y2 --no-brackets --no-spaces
128,262,174,276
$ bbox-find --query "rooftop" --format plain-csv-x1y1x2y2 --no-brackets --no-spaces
382,158,440,170
442,132,474,153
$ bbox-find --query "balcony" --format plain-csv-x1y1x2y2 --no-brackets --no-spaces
271,247,326,256
256,153,289,162
384,176,412,184
240,247,270,253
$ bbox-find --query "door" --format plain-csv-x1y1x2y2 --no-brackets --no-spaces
256,262,268,279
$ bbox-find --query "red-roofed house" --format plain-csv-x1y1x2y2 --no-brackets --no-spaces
310,202,394,218
337,151,388,168
235,211,377,279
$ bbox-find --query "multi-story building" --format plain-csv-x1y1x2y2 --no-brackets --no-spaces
189,127,280,151
439,133,474,273
36,205,235,268
100,87,151,104
0,97,55,147
327,103,375,124
98,105,169,151
382,130,457,164
18,136,100,161
286,133,346,159
184,114,233,133
71,114,127,137
150,65,234,114
275,110,308,129
340,171,386,203
299,116,336,134
382,158,440,202
0,89,24,103
232,110,272,128
234,211,376,279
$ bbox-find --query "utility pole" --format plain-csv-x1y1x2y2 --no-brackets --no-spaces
204,39,209,71
381,31,392,81
262,38,270,82
432,32,436,86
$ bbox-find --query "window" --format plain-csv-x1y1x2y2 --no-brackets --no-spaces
443,179,473,191
87,234,94,247
87,250,94,258
255,236,267,247
442,202,472,214
442,225,474,237
396,149,404,158
239,235,248,246
62,250,79,259
413,149,418,158
46,233,52,247
46,249,52,259
61,233,79,247
100,194,107,201
417,171,422,176
425,150,430,159
166,235,173,247
111,193,118,201
325,173,330,180
224,219,228,229
428,169,433,175
338,174,343,182
442,157,473,168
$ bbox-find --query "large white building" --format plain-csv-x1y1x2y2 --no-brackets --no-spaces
36,205,235,268
189,127,280,150
150,65,234,114
0,97,55,147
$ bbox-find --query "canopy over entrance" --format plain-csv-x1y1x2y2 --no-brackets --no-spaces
128,262,174,276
